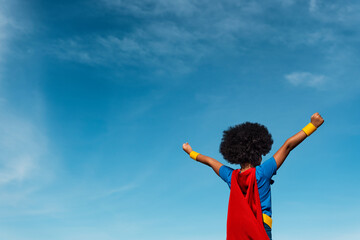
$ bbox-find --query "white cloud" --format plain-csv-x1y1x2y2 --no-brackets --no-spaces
285,72,326,88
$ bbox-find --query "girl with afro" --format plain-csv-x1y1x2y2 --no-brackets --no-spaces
182,113,324,240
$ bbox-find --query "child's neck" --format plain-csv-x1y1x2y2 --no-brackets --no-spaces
240,163,254,173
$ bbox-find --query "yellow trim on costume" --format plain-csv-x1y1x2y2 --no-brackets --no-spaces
263,214,272,228
302,122,317,136
190,151,200,160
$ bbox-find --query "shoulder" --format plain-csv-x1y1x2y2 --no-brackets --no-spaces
220,165,235,179
256,157,277,180
219,165,235,188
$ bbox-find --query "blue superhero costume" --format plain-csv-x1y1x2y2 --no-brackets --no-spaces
219,157,277,239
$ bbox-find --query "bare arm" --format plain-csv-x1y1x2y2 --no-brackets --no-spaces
273,112,324,169
182,143,223,176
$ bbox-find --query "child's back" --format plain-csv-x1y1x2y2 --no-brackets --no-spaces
183,113,324,239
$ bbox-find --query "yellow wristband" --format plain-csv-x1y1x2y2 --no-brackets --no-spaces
189,151,200,160
302,123,317,136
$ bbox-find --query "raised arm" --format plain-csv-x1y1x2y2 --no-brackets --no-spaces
182,142,223,176
273,112,324,169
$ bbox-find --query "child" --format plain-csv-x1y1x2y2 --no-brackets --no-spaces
182,112,324,240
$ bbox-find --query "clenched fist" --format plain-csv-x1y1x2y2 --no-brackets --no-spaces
311,112,324,128
182,142,193,154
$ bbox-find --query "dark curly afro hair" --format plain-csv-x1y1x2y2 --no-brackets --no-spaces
219,122,273,167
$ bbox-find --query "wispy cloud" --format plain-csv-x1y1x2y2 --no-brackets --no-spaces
309,0,318,12
276,0,295,7
0,0,33,81
0,97,57,220
0,3,54,218
0,1,10,78
94,183,139,199
0,94,60,224
46,0,360,97
51,21,208,75
49,0,359,76
0,111,46,185
310,1,360,26
285,72,326,89
48,0,273,75
0,4,59,223
0,1,45,187
102,0,198,17
277,230,360,240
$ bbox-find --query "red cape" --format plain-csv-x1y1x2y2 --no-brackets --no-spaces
226,168,269,240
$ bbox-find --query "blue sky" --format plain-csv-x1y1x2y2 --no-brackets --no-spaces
1,0,360,239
